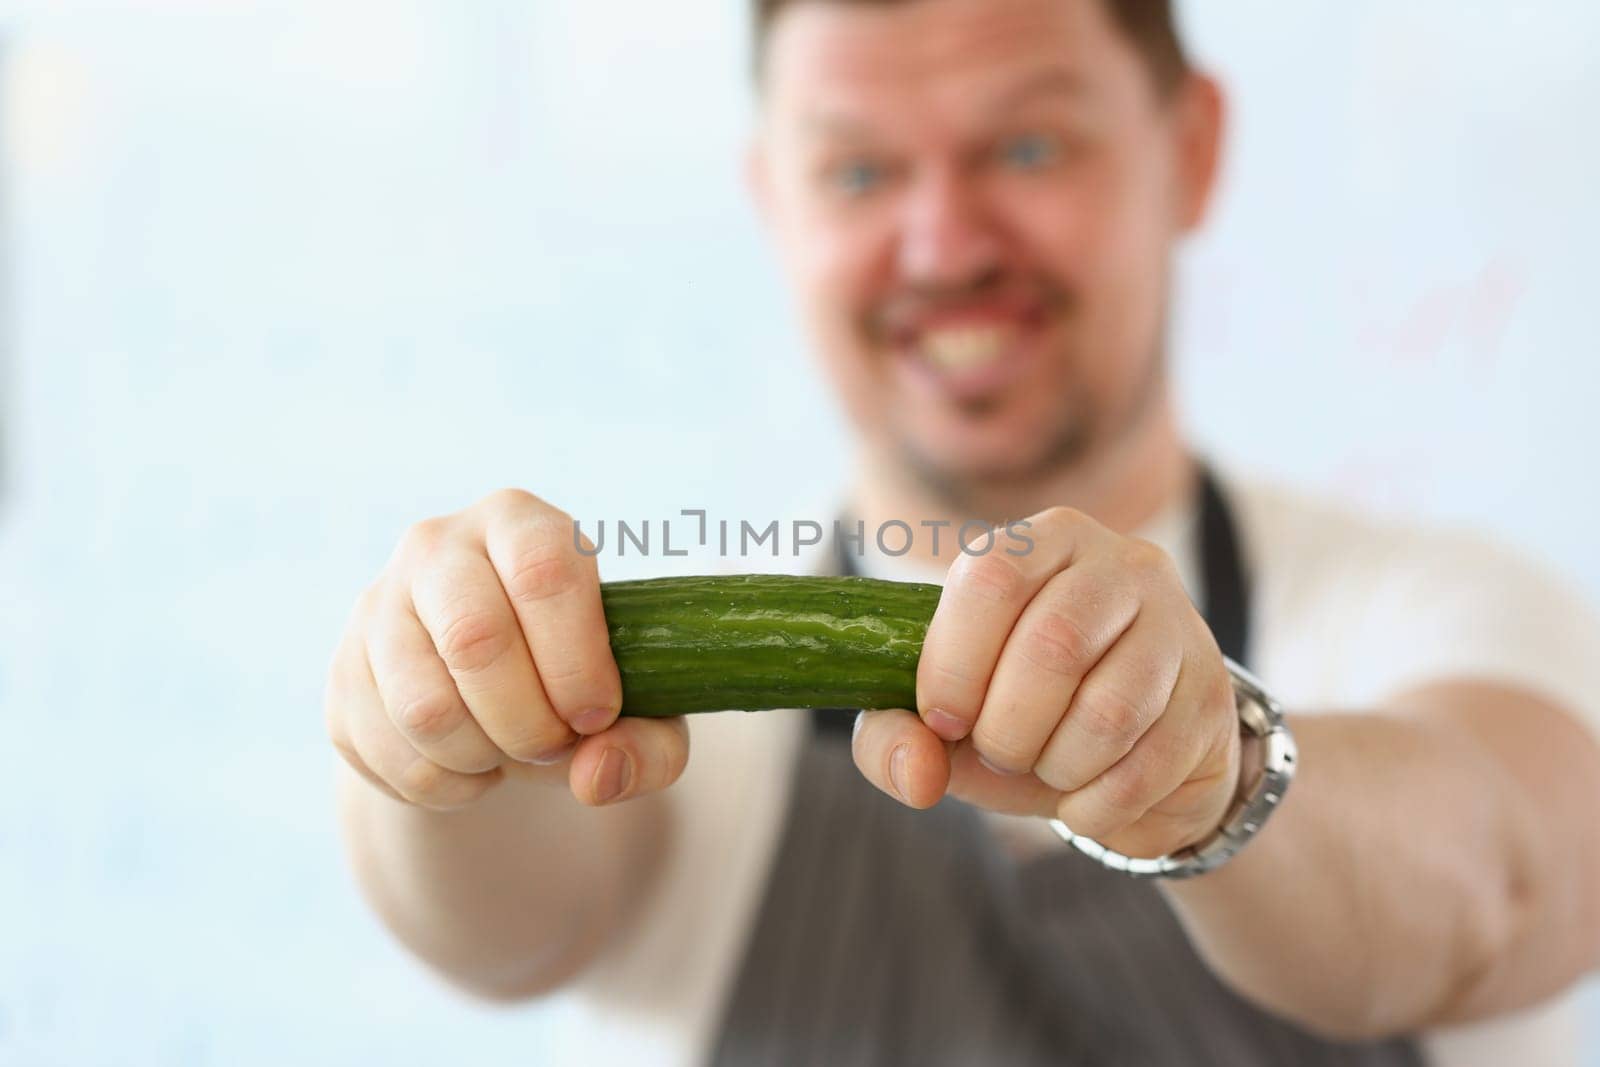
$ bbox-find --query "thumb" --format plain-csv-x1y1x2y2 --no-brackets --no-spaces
851,708,951,809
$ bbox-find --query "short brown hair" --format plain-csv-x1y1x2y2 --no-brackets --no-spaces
752,0,1191,97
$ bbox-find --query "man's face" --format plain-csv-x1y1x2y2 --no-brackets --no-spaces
755,0,1216,497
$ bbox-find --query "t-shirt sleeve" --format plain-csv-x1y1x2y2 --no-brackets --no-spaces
1345,526,1600,740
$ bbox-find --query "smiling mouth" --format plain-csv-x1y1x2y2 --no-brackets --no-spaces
885,318,1043,409
871,275,1067,397
919,324,1013,371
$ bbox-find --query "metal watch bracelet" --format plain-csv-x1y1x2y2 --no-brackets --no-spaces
1047,656,1297,880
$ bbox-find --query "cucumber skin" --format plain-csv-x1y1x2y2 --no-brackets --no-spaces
600,574,942,716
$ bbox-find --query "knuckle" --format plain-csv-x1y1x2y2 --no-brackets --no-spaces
497,725,570,764
392,690,465,745
353,580,384,618
1034,751,1090,794
974,727,1037,773
483,490,571,541
1017,609,1097,676
954,551,1028,604
1039,504,1085,528
341,756,405,803
398,517,453,562
395,759,493,809
1071,685,1147,751
1096,763,1148,815
484,487,541,514
532,654,593,689
435,607,513,675
919,654,981,699
502,545,583,606
1122,537,1171,577
395,758,455,805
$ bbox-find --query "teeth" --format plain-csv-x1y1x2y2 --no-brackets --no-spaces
921,326,1008,370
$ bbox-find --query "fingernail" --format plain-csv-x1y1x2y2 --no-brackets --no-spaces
571,707,616,735
978,752,1022,777
527,738,578,766
592,747,632,804
889,744,912,803
925,708,970,742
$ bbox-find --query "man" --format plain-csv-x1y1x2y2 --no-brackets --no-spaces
324,0,1600,1063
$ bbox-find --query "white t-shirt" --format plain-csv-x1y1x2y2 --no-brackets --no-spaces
549,466,1600,1067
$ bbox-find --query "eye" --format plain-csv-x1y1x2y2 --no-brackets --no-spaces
997,132,1064,172
825,156,890,198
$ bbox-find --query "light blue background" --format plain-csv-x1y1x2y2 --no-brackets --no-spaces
1,2,1596,1064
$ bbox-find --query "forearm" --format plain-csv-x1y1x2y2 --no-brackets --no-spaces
336,760,668,1000
1160,686,1600,1040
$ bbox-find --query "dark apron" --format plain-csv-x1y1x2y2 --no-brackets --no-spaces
707,467,1422,1066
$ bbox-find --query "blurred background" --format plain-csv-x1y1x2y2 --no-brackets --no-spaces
1,1,1596,1064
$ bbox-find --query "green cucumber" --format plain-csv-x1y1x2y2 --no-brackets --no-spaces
601,574,942,716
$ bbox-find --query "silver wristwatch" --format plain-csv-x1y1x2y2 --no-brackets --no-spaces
1047,656,1297,880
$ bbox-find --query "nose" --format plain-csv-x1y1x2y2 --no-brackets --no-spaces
896,165,1005,292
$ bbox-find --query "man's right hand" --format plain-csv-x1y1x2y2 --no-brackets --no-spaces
324,489,690,811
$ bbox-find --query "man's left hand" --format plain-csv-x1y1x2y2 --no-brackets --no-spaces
852,506,1242,859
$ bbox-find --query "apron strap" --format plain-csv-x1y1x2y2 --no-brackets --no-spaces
1197,461,1251,666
